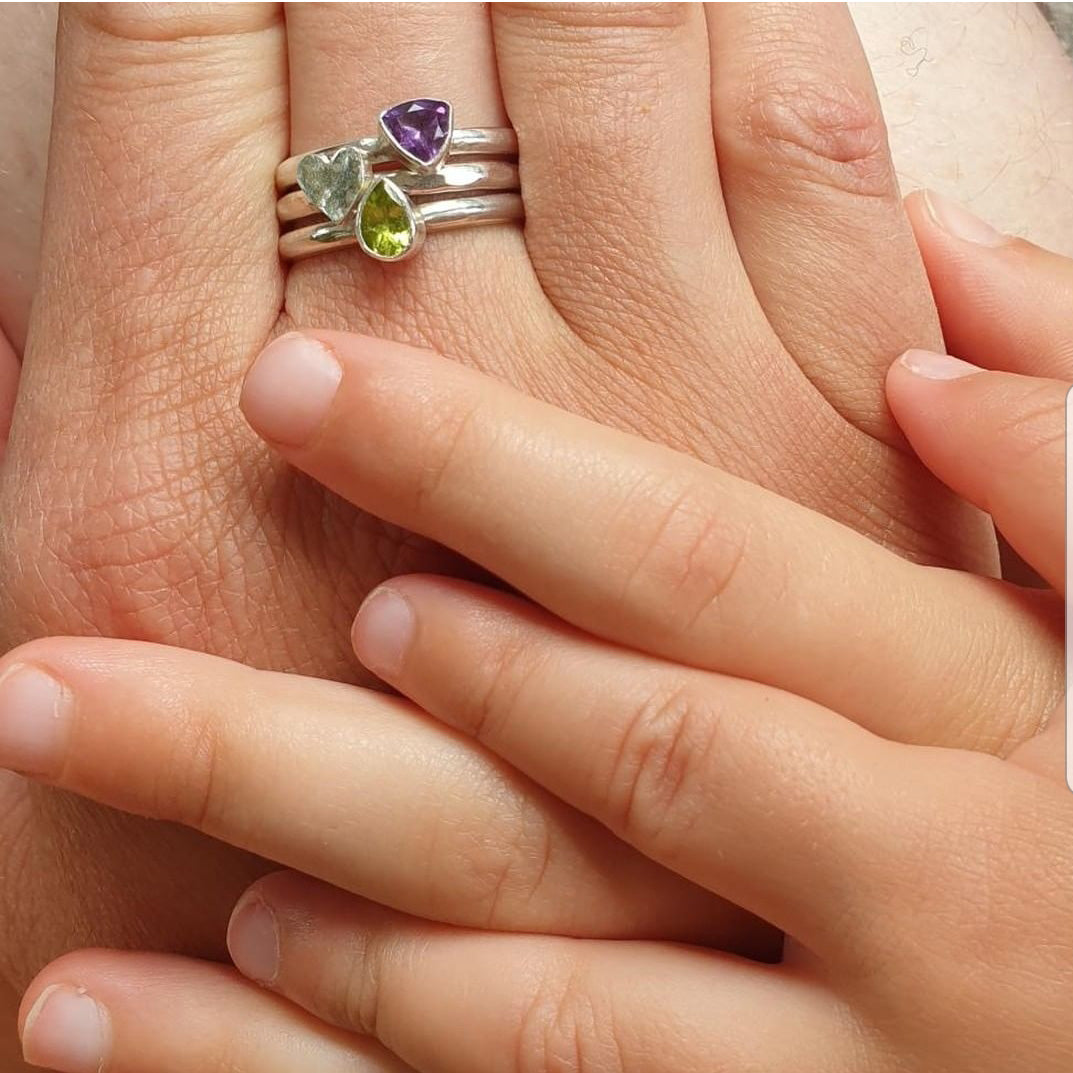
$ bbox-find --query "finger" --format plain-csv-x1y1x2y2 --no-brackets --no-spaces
228,871,852,1073
489,2,774,364
708,3,942,441
283,3,537,355
240,331,1063,752
0,2,54,355
358,578,1065,965
0,636,762,950
887,353,1067,593
286,3,503,153
17,4,284,386
19,950,411,1073
353,575,905,946
906,189,1073,379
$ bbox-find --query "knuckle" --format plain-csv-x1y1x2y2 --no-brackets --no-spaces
1,447,229,644
729,74,893,200
466,626,550,741
516,960,625,1073
455,795,557,929
63,3,282,118
168,698,232,832
616,479,750,639
500,2,691,36
601,679,718,854
75,3,280,46
56,3,285,239
0,409,304,669
945,592,1062,755
411,402,484,516
335,929,383,1036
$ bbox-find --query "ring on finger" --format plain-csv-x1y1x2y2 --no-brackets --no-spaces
276,98,521,263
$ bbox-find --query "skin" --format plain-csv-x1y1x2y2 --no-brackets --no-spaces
0,200,1070,1071
7,5,1073,355
0,4,54,358
0,1,1071,1066
0,3,54,456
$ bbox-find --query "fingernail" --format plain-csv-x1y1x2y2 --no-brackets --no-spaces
241,333,342,446
352,587,416,678
228,895,280,985
923,190,1008,248
0,665,70,776
22,985,110,1073
899,349,983,380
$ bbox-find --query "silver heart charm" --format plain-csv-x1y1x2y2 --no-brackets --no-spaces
296,145,369,223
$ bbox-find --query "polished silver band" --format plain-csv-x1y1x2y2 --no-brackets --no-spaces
277,160,520,224
280,193,524,262
275,128,519,192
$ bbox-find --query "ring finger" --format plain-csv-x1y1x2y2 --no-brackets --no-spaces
283,2,543,363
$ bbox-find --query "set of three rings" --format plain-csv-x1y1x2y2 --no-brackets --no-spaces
276,98,522,262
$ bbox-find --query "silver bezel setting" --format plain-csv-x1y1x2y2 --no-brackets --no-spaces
354,177,427,263
376,99,454,176
295,145,369,224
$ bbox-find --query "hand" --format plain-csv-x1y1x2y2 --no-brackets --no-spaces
0,2,54,452
4,207,1070,1071
0,1,1003,996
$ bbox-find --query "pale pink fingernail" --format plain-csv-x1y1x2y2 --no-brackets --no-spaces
22,985,111,1073
899,349,983,381
241,333,342,446
0,665,70,775
228,895,280,985
923,190,1008,248
352,587,416,678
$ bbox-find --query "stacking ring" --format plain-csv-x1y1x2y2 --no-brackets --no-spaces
276,98,522,263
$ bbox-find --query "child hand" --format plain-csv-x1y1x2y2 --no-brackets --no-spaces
6,198,1072,1071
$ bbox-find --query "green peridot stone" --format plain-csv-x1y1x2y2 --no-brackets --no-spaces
358,179,415,260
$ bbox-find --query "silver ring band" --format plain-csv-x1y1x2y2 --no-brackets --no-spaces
277,100,521,263
275,128,518,192
279,193,524,262
277,160,521,224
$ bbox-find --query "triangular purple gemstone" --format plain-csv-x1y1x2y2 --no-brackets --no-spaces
381,99,451,166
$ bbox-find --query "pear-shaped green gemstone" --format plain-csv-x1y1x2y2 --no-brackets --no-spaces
358,179,415,260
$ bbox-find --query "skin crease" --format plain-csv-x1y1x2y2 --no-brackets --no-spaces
2,209,1072,1072
0,3,1070,1069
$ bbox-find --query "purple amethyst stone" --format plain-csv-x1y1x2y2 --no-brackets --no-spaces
381,99,452,166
